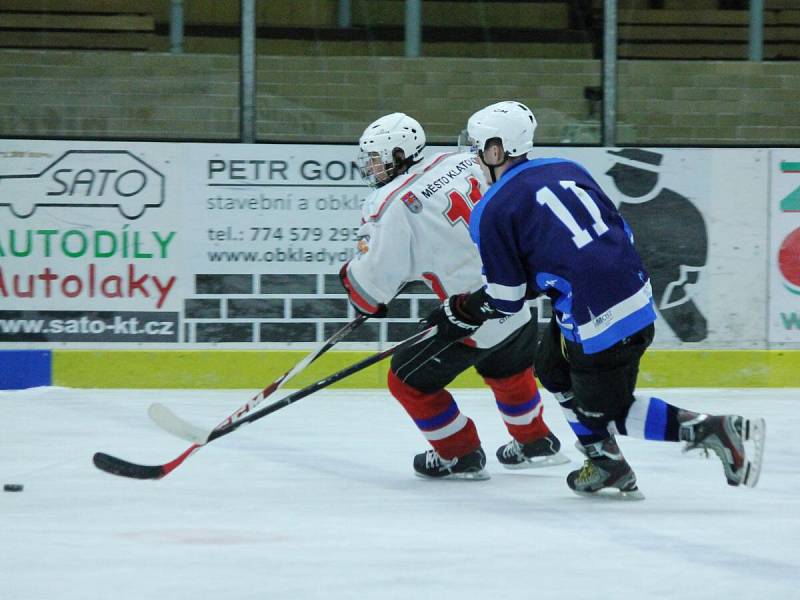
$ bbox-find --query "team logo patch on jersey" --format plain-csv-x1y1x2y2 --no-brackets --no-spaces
400,191,423,214
357,236,370,254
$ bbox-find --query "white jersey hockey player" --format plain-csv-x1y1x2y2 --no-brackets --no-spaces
348,150,531,348
339,112,569,479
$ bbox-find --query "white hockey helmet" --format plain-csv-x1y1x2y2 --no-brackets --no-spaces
357,112,426,187
463,101,536,161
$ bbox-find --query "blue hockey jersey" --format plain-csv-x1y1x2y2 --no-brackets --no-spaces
470,157,657,354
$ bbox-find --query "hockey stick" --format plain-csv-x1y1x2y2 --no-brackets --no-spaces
148,314,369,443
92,325,437,480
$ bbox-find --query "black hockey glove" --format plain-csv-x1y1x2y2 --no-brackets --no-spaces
423,293,486,342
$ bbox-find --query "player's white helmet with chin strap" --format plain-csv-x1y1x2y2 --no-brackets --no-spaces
463,101,536,162
357,112,426,188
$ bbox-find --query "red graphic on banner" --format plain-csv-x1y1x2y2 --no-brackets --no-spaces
778,227,800,292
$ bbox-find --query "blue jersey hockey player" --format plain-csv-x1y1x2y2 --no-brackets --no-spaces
424,101,766,499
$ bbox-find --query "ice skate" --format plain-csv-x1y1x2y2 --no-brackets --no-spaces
413,447,490,480
496,432,570,469
567,437,645,500
680,414,765,488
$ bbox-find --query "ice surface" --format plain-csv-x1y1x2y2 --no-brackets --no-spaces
1,387,798,600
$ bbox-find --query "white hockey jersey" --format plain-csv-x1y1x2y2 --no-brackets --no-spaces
343,151,531,348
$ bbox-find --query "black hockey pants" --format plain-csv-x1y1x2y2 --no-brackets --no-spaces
391,314,539,394
534,315,655,430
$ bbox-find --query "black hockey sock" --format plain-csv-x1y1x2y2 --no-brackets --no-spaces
614,395,681,441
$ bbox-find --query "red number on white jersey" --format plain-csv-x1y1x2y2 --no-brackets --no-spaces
444,176,482,228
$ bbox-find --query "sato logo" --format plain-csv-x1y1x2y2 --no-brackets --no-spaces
0,150,165,219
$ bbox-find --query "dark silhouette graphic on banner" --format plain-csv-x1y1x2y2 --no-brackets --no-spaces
606,149,708,342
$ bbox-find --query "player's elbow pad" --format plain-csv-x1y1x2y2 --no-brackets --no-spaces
339,262,388,318
356,302,387,318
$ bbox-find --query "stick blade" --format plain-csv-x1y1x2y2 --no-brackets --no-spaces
148,403,211,444
93,452,165,480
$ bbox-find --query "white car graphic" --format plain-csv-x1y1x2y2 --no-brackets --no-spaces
0,150,165,219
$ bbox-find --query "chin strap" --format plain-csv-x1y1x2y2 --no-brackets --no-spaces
480,150,509,184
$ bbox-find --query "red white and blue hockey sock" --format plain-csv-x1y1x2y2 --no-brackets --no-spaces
388,370,480,459
611,395,682,441
484,371,549,443
556,391,683,443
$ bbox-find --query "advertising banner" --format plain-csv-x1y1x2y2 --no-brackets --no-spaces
184,144,365,275
178,144,372,345
0,141,183,344
540,147,768,349
769,152,800,344
0,141,790,350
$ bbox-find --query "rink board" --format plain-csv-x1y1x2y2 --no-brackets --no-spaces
49,349,800,389
2,142,800,390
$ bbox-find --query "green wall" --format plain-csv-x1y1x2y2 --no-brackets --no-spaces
53,349,800,389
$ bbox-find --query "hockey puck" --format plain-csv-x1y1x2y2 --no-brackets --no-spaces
3,484,23,492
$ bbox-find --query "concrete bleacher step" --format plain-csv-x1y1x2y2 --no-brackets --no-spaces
0,12,153,32
766,0,798,8
351,1,571,29
164,36,593,59
151,0,337,28
611,5,800,59
662,0,719,9
148,0,573,29
0,2,155,51
764,0,800,10
601,0,799,10
0,0,157,12
617,41,800,59
608,0,718,9
618,25,800,42
616,8,800,26
0,31,154,51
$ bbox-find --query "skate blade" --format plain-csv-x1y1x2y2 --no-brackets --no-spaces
741,417,766,488
572,486,646,501
502,451,571,470
414,469,491,481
